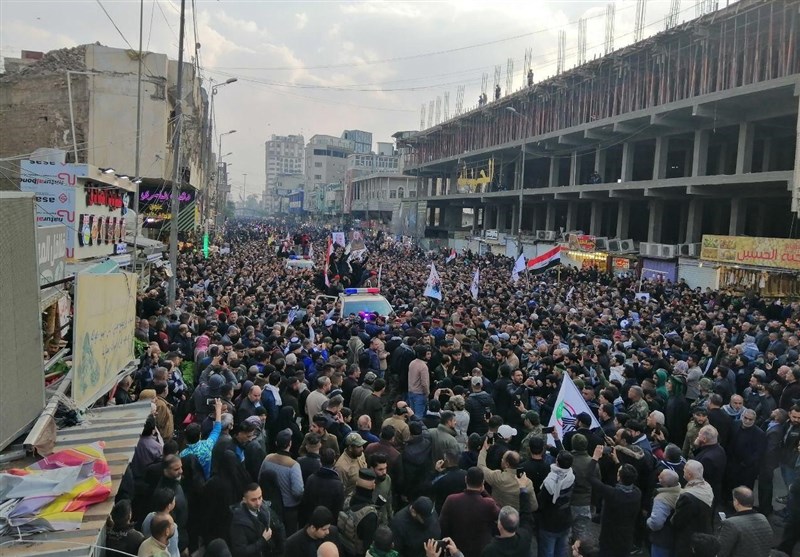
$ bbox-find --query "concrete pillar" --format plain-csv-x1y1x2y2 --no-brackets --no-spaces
511,203,520,234
450,170,459,194
545,203,556,231
444,206,462,229
569,152,579,186
514,156,523,190
683,149,693,177
718,145,729,175
548,157,560,187
678,204,689,245
653,136,669,180
566,202,578,232
755,203,768,236
621,142,634,182
692,129,710,176
736,122,755,174
616,201,631,239
729,198,746,235
471,208,479,234
595,148,607,181
487,206,498,229
685,198,703,243
647,200,664,243
761,138,772,172
589,201,604,236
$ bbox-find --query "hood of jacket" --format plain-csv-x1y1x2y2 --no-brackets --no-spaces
682,479,714,508
654,484,682,508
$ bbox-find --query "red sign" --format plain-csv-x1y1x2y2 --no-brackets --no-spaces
86,187,125,210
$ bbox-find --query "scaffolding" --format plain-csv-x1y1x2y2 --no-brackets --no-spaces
404,0,799,168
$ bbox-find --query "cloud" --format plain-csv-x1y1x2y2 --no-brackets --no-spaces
214,10,269,38
295,13,308,30
339,1,422,18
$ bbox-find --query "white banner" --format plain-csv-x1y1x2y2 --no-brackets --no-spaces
547,374,600,438
470,268,480,301
424,263,443,300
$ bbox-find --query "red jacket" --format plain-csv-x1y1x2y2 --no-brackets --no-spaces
439,489,500,557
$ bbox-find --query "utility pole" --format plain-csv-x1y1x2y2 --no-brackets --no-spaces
168,0,186,306
133,0,144,279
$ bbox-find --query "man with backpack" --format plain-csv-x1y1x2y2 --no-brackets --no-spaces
338,469,380,557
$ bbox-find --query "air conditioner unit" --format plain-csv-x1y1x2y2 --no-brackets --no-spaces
639,242,650,255
660,244,677,258
646,243,661,257
619,239,636,253
535,230,548,241
543,230,557,241
594,237,608,251
607,239,621,252
678,243,692,256
688,243,701,257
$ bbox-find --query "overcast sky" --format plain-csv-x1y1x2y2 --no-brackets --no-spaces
1,0,721,198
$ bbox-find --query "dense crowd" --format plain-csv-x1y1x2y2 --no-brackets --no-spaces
109,220,800,557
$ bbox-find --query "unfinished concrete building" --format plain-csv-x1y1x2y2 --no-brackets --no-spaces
397,0,800,252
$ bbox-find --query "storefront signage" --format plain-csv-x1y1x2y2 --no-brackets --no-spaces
485,229,499,241
568,234,597,252
85,186,129,211
701,235,800,271
37,224,67,287
140,189,194,203
612,257,630,270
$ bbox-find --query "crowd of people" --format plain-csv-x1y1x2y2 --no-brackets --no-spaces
107,220,800,557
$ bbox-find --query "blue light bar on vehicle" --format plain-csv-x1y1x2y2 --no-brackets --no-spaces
344,288,380,295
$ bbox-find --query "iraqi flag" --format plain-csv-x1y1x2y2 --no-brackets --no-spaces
547,374,600,439
527,246,561,274
446,248,457,264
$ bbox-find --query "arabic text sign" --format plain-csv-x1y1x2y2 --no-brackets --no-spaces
700,235,800,271
568,234,597,252
72,270,136,407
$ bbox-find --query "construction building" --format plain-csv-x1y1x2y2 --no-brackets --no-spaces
396,0,799,289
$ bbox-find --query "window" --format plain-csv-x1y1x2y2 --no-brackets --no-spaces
409,190,416,197
397,187,404,198
314,174,322,180
390,190,397,199
314,162,322,167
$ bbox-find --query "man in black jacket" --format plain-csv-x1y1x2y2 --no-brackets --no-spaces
465,377,494,436
692,424,727,508
284,506,335,557
430,450,467,512
300,448,345,527
589,446,642,557
229,483,285,557
480,505,532,557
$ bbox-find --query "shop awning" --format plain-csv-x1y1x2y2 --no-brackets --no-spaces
0,402,152,556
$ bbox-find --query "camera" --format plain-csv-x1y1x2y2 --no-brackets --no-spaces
206,398,219,406
516,468,526,478
602,446,613,455
435,540,450,556
542,426,555,434
484,408,492,421
486,433,495,445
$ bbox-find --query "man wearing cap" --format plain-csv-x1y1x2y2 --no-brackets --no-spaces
338,468,380,555
391,497,441,557
336,433,368,498
465,376,495,436
486,424,516,471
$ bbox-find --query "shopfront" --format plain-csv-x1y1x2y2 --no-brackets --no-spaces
700,235,800,298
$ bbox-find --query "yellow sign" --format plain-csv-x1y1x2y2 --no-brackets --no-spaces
457,159,495,192
701,235,800,271
72,271,137,407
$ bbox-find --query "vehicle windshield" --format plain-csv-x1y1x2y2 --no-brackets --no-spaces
341,298,394,317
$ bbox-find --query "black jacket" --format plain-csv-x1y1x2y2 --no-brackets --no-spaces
229,502,285,557
694,443,727,504
465,391,494,435
430,467,467,512
588,460,642,553
479,531,532,557
390,505,441,557
300,466,344,527
671,489,714,557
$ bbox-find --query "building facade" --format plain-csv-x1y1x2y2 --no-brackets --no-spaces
264,134,304,213
349,173,417,226
304,134,354,215
0,44,212,231
342,129,372,154
396,0,799,258
344,149,401,213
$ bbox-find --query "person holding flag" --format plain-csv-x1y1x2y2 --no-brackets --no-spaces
445,248,457,264
511,254,526,284
424,263,443,300
470,268,480,301
526,246,562,275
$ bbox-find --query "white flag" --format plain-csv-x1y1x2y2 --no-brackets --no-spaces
566,286,575,301
511,254,526,284
424,263,443,300
307,243,314,260
377,264,383,288
547,374,600,440
470,268,480,301
308,321,316,344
